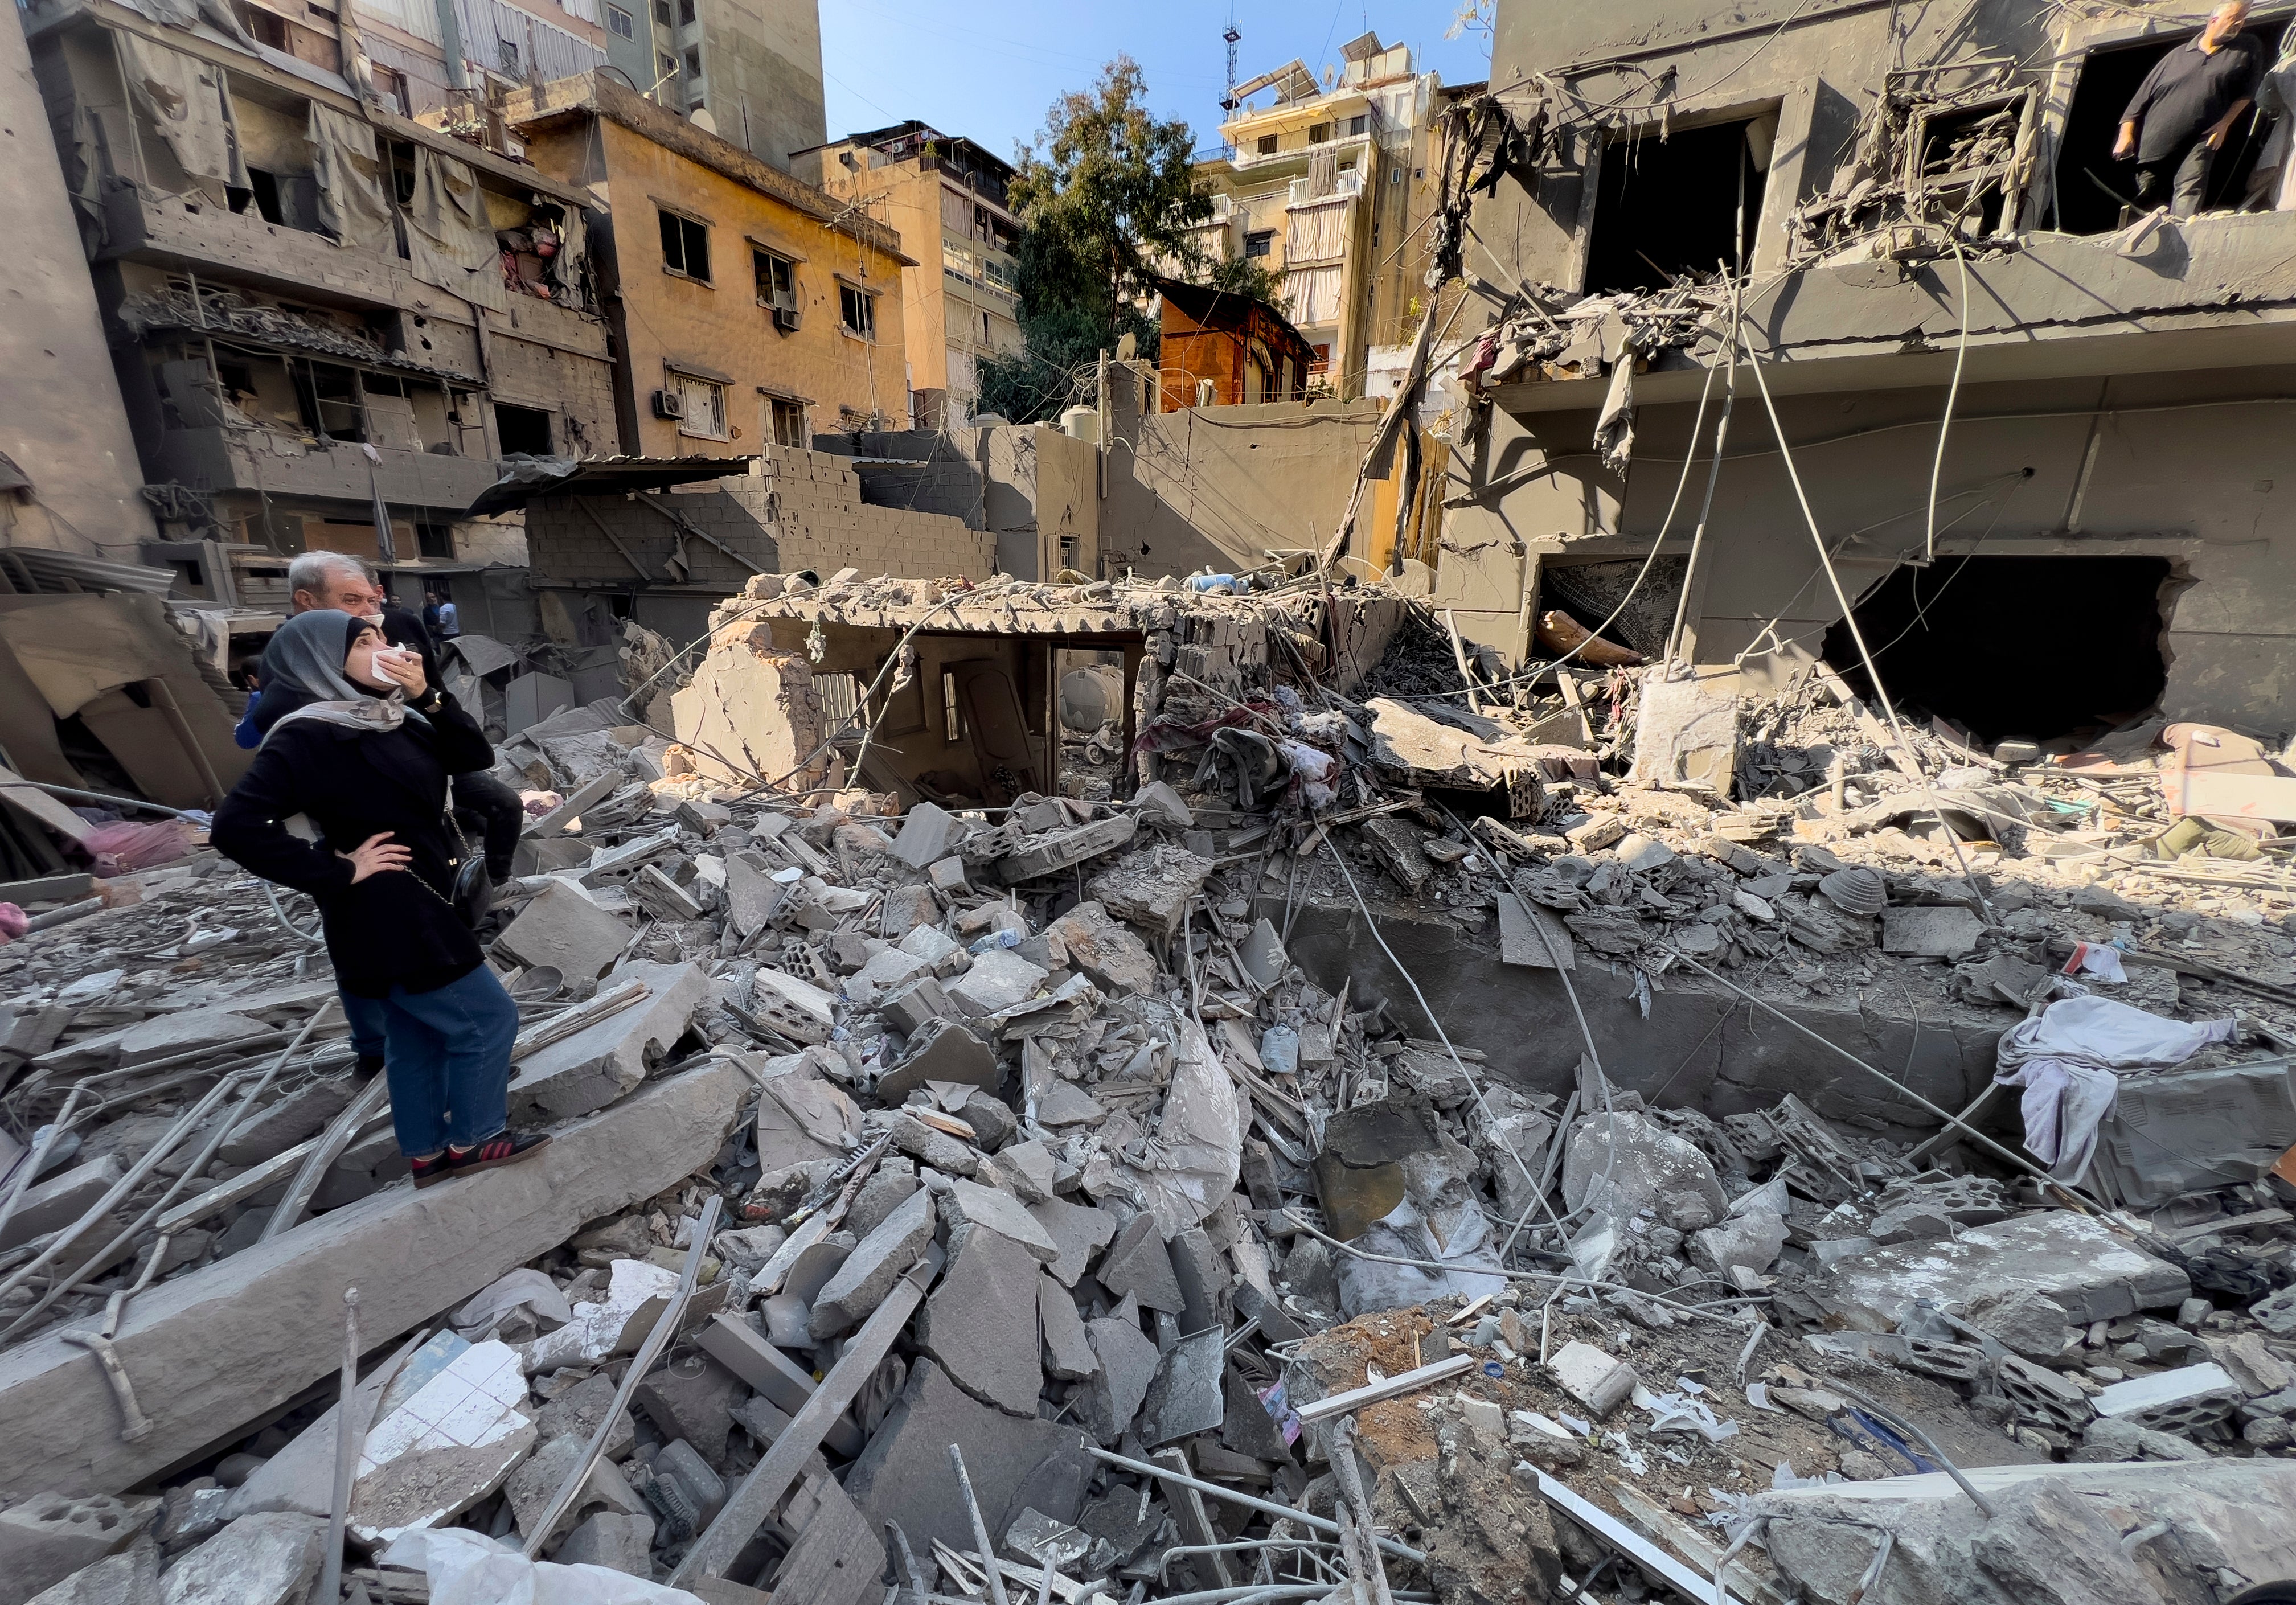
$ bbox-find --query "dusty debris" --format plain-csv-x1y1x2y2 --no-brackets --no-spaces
0,572,2290,1605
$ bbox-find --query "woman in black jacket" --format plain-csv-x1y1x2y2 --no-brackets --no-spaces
212,609,549,1188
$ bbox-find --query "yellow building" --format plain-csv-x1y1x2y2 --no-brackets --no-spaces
509,72,911,456
1189,34,1447,400
795,122,1024,426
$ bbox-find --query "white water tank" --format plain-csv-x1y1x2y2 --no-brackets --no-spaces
1059,404,1100,444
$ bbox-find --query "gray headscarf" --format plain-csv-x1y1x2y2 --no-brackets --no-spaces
257,609,414,745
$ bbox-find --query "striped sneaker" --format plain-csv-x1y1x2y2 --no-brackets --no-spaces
409,1151,456,1189
446,1129,552,1177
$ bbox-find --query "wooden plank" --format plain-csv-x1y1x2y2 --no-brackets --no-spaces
1294,1354,1474,1425
672,1248,944,1585
764,1469,883,1605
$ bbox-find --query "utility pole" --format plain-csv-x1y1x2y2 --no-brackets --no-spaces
1220,20,1241,153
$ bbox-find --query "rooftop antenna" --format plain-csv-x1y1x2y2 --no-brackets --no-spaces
1220,18,1241,151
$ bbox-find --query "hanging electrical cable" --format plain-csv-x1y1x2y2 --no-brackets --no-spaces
1925,241,1973,563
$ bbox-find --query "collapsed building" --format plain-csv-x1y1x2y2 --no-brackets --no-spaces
0,545,2291,1604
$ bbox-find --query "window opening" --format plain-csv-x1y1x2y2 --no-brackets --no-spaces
1244,229,1273,257
607,5,634,37
941,668,964,742
659,208,710,280
2050,18,2287,235
495,403,552,455
766,396,805,446
840,284,876,338
1584,116,1769,294
1256,133,1278,155
673,373,727,438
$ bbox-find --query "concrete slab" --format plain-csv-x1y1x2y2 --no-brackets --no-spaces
1880,905,1986,961
947,949,1048,1016
495,881,634,980
23,1537,157,1605
843,1358,1092,1557
1135,1328,1225,1445
0,1063,743,1502
876,1017,998,1103
0,1156,125,1253
507,960,711,1123
348,1340,535,1545
936,1177,1059,1262
809,1188,935,1338
1098,1213,1186,1313
918,1223,1044,1415
1030,1196,1117,1288
1809,1210,2190,1333
892,802,957,870
156,1513,325,1605
1085,844,1211,935
1047,901,1157,995
0,1493,156,1605
1039,1274,1098,1381
1077,1314,1160,1444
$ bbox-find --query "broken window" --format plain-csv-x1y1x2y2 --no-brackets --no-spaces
494,403,553,455
1244,229,1273,257
1584,116,1770,294
676,0,694,24
651,0,669,24
658,208,710,281
766,396,804,446
498,38,519,74
1824,555,2172,745
294,361,365,442
248,9,289,49
754,249,797,325
839,284,876,339
2051,18,2288,234
376,69,411,118
607,5,633,37
814,671,863,735
683,46,700,80
672,372,727,438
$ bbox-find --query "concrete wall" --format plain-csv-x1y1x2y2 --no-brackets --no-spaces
526,444,995,590
0,3,153,558
839,423,1099,581
1099,362,1383,576
691,0,823,173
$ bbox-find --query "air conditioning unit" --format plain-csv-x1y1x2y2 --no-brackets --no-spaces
651,387,685,420
772,305,801,333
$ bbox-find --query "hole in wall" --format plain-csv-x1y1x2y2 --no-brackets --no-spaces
1823,555,2172,746
1585,118,1770,294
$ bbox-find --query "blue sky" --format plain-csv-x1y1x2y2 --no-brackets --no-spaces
817,1,1495,166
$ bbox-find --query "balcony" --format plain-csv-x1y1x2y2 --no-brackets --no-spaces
150,427,502,512
100,186,412,310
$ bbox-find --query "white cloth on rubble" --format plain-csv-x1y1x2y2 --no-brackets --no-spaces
1993,995,2237,1184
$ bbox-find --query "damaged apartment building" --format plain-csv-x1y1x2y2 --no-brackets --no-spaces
1432,0,2296,752
17,0,618,616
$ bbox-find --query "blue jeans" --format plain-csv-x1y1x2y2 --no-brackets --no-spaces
341,991,388,1059
377,965,519,1157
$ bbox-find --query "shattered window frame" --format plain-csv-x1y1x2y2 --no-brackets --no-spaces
670,370,728,440
658,207,711,283
839,284,877,340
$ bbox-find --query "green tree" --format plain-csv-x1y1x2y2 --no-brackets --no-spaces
978,57,1208,422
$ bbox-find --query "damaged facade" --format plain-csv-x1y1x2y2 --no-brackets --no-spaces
19,0,618,608
1432,0,2296,741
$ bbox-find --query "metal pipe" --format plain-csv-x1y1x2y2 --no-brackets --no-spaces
320,1287,362,1603
1085,1448,1427,1566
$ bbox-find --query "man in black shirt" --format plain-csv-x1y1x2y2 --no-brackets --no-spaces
2114,1,2266,216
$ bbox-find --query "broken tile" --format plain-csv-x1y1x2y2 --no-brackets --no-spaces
1135,1328,1225,1445
348,1340,535,1546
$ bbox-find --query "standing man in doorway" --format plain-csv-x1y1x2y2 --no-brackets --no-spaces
434,588,461,639
2114,0,2266,216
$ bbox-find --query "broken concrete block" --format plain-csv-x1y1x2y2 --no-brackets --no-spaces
1098,1213,1186,1312
957,1089,1016,1150
1560,1111,1728,1228
934,1176,1059,1262
1630,675,1739,794
495,882,633,981
722,853,786,940
919,1222,1046,1415
348,1340,535,1546
993,1139,1056,1204
892,802,958,870
693,1313,864,1459
1047,901,1157,995
1688,1206,1789,1280
635,1352,745,1469
876,1017,997,1103
998,814,1139,884
2211,1332,2295,1398
847,947,928,1009
1030,1196,1117,1287
0,1156,125,1253
1039,1274,1099,1381
1868,1200,1955,1245
809,1188,935,1339
878,885,938,942
2093,1362,2244,1433
1085,844,1211,936
1035,1081,1105,1127
1167,1226,1228,1337
219,1079,355,1168
1135,1327,1225,1445
844,1358,1092,1555
946,949,1048,1016
552,1511,655,1574
157,1513,324,1605
2251,1284,2296,1336
1134,781,1193,827
507,960,711,1123
0,1065,741,1505
22,1536,158,1605
1548,1341,1637,1418
844,1165,919,1238
0,1492,157,1605
927,856,968,894
1612,832,1676,875
1077,1313,1160,1444
1220,1365,1291,1462
1961,1290,2080,1364
1810,1210,2188,1333
880,976,957,1038
748,967,838,1046
1880,905,1986,960
505,1431,646,1547
879,1113,978,1177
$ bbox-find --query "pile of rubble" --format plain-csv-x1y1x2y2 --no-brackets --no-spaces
0,570,2291,1605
